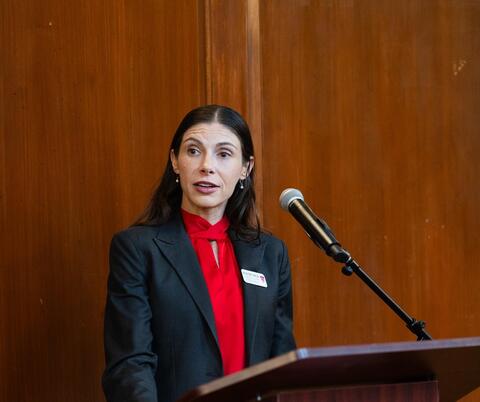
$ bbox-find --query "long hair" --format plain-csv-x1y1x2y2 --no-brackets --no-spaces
133,104,261,240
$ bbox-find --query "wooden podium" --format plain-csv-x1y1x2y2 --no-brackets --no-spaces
178,337,480,402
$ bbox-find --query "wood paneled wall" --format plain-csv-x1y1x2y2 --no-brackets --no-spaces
1,1,206,401
1,1,480,401
261,0,480,341
259,1,480,400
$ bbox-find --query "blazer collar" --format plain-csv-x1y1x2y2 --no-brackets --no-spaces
153,215,266,367
153,214,220,350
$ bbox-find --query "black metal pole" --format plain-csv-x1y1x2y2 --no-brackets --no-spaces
281,196,433,341
341,256,432,341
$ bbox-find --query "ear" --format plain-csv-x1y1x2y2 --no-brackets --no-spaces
170,149,179,173
242,156,254,179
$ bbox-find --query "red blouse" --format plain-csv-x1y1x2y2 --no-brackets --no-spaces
181,209,246,375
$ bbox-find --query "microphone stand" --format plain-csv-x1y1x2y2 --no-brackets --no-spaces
322,225,432,341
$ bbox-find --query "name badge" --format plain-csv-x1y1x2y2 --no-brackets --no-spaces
241,269,267,288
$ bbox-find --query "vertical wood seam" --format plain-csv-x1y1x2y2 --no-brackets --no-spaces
203,0,213,104
196,0,208,105
246,0,264,221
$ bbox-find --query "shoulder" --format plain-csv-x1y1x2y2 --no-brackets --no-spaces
113,224,162,241
242,231,289,261
260,233,290,267
258,231,286,250
111,219,182,249
111,215,187,250
230,230,287,252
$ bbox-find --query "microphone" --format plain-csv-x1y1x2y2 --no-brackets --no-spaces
279,188,350,263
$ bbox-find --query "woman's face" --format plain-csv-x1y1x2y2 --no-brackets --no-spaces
170,122,252,223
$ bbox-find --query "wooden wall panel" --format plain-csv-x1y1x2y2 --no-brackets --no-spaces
0,1,205,401
3,0,480,401
205,0,265,212
260,5,480,401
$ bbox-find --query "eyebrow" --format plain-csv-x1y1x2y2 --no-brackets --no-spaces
217,142,238,149
182,137,238,149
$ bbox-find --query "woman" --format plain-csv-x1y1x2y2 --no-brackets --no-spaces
102,105,295,402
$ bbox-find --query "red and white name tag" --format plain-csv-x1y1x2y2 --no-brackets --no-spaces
241,269,268,288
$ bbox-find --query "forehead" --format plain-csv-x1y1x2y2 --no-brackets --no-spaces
182,122,240,147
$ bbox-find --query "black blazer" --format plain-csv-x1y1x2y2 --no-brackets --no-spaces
102,214,295,402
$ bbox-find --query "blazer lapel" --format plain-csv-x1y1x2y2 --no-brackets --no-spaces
153,215,219,349
230,233,266,366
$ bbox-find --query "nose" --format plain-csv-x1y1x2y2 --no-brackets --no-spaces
200,153,215,174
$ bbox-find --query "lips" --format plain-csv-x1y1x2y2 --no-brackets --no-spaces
193,181,219,188
193,181,220,194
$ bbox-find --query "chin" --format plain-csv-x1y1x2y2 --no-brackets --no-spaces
197,201,225,210
188,196,225,210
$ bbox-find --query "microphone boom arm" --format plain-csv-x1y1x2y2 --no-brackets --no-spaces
280,187,432,341
340,255,432,341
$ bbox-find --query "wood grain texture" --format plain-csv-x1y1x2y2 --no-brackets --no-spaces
259,3,480,400
205,0,264,212
261,0,480,341
266,381,439,402
2,1,480,401
204,0,247,110
178,338,480,402
0,1,205,401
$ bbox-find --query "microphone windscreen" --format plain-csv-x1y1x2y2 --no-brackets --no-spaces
279,188,304,211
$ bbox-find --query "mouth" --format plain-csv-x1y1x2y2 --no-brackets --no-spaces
193,181,220,188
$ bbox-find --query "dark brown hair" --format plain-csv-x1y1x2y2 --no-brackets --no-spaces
133,104,260,240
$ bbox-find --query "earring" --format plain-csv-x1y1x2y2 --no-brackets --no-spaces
175,175,179,183
239,179,244,190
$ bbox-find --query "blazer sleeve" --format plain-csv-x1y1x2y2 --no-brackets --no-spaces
102,230,158,402
270,240,296,357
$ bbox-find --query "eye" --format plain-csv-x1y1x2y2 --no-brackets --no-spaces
218,147,235,158
218,151,232,158
187,147,200,156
